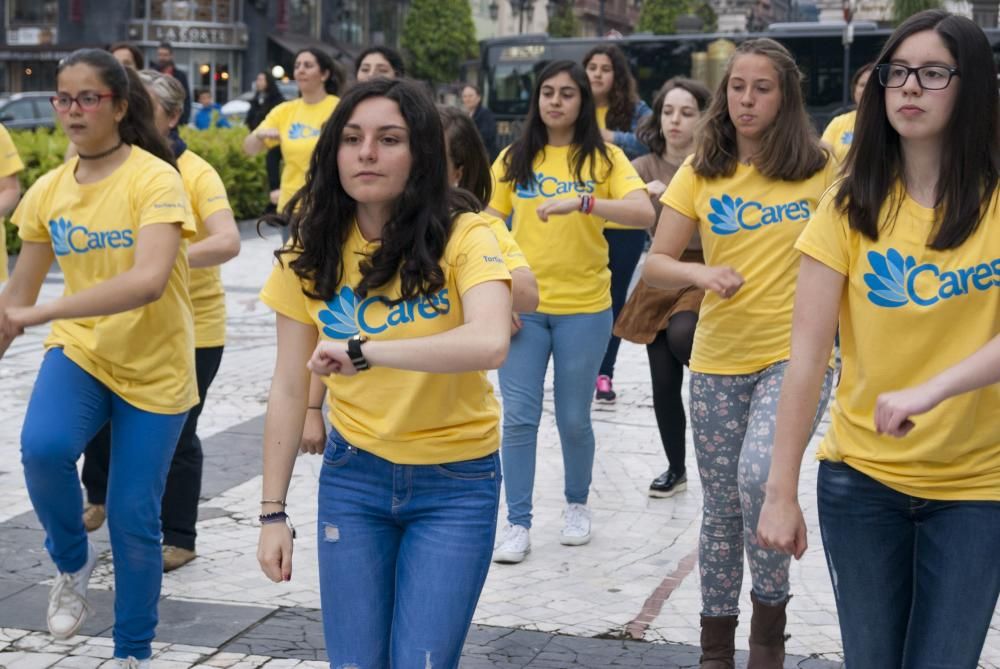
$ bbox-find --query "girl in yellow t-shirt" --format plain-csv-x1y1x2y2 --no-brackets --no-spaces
759,11,1000,666
0,122,24,283
0,50,196,667
819,62,874,162
487,60,653,563
243,47,340,235
256,78,511,669
641,39,835,663
78,70,242,570
584,44,654,404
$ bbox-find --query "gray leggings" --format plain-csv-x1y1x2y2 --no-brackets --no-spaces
690,360,833,617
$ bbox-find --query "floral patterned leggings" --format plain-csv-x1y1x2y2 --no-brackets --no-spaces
690,360,833,617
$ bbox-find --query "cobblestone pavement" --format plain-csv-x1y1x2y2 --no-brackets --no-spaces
1,226,997,668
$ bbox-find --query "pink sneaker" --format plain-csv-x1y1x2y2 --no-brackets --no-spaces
595,375,616,403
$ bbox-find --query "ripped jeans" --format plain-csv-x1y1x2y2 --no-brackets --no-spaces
317,428,501,669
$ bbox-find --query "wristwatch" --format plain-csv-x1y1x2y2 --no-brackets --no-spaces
347,334,371,371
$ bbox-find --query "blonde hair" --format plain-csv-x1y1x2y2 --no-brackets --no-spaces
137,68,185,119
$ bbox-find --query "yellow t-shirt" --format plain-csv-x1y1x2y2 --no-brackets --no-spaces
489,144,645,314
0,124,24,282
14,146,198,414
797,189,1000,501
257,95,339,210
178,150,232,348
596,106,608,130
484,214,530,272
259,212,511,465
661,157,837,374
821,111,856,163
595,106,642,232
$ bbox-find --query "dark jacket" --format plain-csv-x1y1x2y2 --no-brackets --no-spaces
154,62,191,125
472,104,499,161
246,90,285,131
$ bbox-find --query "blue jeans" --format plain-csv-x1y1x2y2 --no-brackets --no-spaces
499,309,613,529
600,228,647,378
21,348,187,660
317,429,501,669
817,461,1000,668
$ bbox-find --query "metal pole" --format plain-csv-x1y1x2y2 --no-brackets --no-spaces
599,0,606,35
842,21,854,108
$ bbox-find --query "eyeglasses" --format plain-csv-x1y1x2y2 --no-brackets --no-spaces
876,63,959,90
50,92,114,112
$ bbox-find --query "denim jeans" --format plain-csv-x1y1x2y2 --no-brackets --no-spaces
817,461,1000,668
499,309,613,529
317,429,501,669
21,348,187,659
600,228,647,378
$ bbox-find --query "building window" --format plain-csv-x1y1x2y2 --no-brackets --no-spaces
289,0,320,37
9,0,58,25
147,0,236,22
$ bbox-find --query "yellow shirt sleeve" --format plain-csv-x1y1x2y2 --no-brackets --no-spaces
449,214,512,296
259,254,316,325
256,102,289,149
660,159,699,219
13,172,55,242
136,165,197,238
605,146,646,199
795,190,850,276
190,161,232,222
488,150,514,217
0,125,24,177
487,216,530,272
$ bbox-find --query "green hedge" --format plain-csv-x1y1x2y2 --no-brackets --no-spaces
4,125,269,257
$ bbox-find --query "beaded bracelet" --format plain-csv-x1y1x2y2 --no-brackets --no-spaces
259,511,296,539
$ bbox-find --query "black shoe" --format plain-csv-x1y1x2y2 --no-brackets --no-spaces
649,470,687,498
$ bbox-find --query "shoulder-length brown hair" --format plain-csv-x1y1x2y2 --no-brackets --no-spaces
692,38,827,181
638,77,712,156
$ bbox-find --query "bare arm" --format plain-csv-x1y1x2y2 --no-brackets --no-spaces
0,241,53,356
299,374,328,455
757,256,844,559
243,129,279,157
642,205,745,298
535,190,655,229
257,313,318,583
4,223,184,332
0,174,20,217
511,267,539,314
309,280,512,376
187,209,241,269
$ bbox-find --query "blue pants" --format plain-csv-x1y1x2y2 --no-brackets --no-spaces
21,348,187,660
599,228,647,378
817,461,1000,668
499,309,613,529
317,429,500,669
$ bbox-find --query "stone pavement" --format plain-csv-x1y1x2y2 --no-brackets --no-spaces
0,225,997,669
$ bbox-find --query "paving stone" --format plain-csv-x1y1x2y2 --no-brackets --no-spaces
0,652,66,669
146,599,274,649
0,587,114,638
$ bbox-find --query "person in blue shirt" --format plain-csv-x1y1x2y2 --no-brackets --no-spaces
193,89,230,130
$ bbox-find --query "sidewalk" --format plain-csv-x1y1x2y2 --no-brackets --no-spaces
0,226,996,668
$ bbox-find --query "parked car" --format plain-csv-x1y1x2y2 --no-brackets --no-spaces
0,92,56,131
219,81,298,125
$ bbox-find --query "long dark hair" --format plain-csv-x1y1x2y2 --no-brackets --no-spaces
836,10,999,249
258,69,283,100
58,49,175,169
272,78,477,304
693,39,826,181
107,42,144,69
583,44,638,131
354,46,406,79
501,60,611,190
439,105,492,206
296,47,341,96
639,77,712,157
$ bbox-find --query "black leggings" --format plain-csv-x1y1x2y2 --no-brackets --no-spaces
645,311,697,473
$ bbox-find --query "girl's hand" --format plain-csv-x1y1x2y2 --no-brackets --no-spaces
757,495,808,560
300,409,327,454
307,341,358,377
645,180,667,199
600,128,615,143
536,197,583,222
695,265,745,299
511,312,523,336
875,384,941,437
2,305,45,337
256,128,281,141
257,522,293,582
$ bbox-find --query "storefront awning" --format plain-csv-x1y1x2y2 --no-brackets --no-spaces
267,32,357,70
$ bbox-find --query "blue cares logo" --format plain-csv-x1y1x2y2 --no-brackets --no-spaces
707,195,810,235
288,123,320,140
48,217,135,256
317,285,452,339
516,172,596,199
864,248,1000,308
841,131,854,145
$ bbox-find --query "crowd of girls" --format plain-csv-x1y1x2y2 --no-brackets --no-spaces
1,15,998,668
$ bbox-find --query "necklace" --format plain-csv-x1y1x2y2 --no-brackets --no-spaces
78,140,125,160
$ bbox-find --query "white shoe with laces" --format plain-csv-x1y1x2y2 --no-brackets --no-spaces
114,657,151,669
47,541,97,639
560,503,592,546
492,523,531,564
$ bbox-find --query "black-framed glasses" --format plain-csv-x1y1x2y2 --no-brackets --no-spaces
876,63,959,90
50,92,114,112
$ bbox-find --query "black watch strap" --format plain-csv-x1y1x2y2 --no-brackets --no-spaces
347,335,370,371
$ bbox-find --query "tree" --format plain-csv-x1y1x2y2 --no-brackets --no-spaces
892,0,941,23
694,1,718,32
547,1,580,37
638,0,690,34
401,0,478,84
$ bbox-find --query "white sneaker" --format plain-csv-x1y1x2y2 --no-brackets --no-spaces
114,657,151,669
560,503,592,546
493,523,530,564
47,541,97,639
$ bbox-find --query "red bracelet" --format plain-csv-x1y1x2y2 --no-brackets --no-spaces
585,195,596,214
